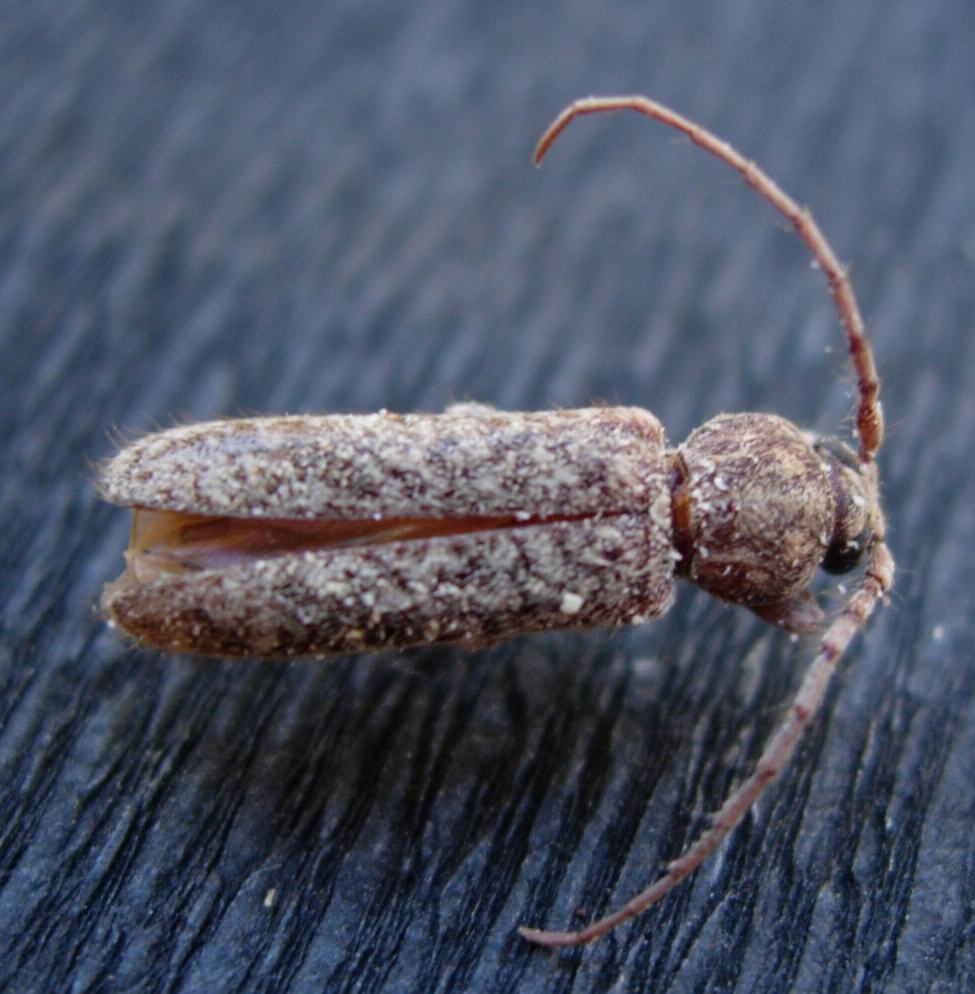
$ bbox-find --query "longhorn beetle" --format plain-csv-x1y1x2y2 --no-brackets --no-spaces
99,96,893,947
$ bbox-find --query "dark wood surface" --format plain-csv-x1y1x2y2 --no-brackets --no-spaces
3,2,973,991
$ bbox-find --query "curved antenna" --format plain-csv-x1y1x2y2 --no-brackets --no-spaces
519,541,892,948
533,96,883,464
519,96,893,948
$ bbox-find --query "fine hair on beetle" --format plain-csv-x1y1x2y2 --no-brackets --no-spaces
98,95,893,948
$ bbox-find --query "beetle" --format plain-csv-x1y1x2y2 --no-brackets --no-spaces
99,95,893,946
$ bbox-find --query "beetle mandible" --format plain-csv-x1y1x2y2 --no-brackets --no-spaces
98,95,893,947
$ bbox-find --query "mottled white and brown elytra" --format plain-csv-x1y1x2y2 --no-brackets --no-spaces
99,96,893,948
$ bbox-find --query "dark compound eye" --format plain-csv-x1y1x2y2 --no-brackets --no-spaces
813,436,872,576
821,530,868,575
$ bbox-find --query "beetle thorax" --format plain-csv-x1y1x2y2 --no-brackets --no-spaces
668,413,870,631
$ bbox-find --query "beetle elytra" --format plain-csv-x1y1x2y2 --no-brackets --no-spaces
99,95,893,947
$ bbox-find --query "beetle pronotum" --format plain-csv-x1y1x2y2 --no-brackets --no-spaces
99,96,893,947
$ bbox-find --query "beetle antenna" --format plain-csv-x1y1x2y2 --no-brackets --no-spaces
519,535,892,947
533,95,883,464
520,95,894,948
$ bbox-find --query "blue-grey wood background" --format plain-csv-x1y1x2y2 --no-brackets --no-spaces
2,2,973,992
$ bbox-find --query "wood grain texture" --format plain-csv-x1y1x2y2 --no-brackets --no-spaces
2,1,973,991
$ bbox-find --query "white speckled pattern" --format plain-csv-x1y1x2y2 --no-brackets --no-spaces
100,407,675,656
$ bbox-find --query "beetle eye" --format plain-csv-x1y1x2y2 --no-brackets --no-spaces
821,531,867,575
812,436,872,577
